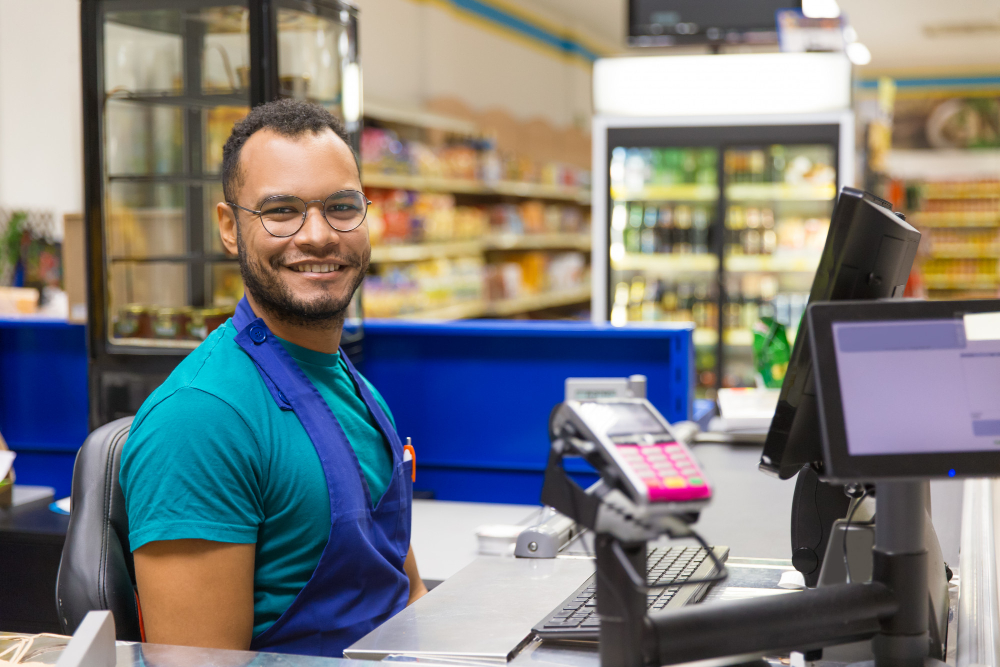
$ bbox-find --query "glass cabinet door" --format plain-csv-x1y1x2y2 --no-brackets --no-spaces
103,5,251,347
608,145,721,392
276,1,359,128
720,143,837,388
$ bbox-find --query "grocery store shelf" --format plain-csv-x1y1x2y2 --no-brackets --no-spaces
407,300,488,320
692,328,753,347
484,286,591,317
362,171,589,203
913,211,1000,227
922,182,1000,199
370,241,483,263
923,276,1000,289
483,232,591,251
726,183,836,201
612,253,718,273
371,233,592,263
610,184,718,202
399,286,591,320
927,246,1000,258
726,255,820,273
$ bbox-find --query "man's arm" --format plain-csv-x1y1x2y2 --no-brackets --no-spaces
404,545,429,605
134,539,256,649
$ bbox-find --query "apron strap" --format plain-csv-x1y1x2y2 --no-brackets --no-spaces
340,348,403,454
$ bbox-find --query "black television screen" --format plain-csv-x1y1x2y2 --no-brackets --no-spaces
628,0,801,46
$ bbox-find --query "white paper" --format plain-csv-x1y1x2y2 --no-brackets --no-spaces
0,450,15,482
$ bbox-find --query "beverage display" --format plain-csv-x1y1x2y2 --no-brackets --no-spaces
721,143,836,388
608,146,720,391
605,140,839,393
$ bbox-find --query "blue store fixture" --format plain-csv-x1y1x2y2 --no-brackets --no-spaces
0,318,693,505
0,318,88,498
364,319,694,504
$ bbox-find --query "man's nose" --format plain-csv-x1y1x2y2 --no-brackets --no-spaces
294,202,341,247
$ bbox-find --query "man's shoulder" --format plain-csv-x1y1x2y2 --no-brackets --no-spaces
133,320,268,428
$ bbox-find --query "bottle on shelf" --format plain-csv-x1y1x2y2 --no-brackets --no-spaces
692,206,710,254
674,205,693,254
657,206,674,254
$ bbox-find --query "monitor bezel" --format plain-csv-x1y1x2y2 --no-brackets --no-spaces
808,298,1000,482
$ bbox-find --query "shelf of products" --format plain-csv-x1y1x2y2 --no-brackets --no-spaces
903,179,1000,300
607,140,838,391
360,107,593,320
363,171,588,203
611,253,718,273
725,183,836,201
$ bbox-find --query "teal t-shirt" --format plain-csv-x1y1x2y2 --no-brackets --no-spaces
120,320,395,637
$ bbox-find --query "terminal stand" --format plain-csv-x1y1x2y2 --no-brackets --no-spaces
541,430,949,667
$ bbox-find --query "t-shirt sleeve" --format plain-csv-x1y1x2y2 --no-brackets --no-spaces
121,387,265,550
362,376,396,428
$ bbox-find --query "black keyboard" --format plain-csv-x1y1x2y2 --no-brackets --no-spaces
533,545,729,640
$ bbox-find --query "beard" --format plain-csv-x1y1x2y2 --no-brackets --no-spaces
236,225,369,328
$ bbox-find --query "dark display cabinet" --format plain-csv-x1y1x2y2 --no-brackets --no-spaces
82,0,361,427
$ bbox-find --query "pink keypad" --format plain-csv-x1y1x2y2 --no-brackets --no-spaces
616,442,711,502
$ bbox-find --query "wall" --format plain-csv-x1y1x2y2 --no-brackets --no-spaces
0,0,83,236
353,0,597,131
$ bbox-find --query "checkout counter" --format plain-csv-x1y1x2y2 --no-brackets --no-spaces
1,443,995,667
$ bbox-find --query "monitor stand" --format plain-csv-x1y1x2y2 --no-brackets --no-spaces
855,480,948,667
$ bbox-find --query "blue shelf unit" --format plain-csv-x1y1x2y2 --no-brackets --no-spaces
0,318,694,505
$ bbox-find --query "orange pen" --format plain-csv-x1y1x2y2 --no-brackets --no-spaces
403,437,416,482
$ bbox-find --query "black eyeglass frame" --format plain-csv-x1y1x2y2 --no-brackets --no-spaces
227,189,373,237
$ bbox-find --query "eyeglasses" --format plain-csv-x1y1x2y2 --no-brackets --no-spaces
228,190,372,237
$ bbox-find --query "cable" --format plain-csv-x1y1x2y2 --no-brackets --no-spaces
842,488,869,584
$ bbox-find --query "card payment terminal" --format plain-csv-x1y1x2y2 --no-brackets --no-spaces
552,398,711,507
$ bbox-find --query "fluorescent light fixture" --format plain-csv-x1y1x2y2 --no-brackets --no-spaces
342,62,362,123
594,53,852,117
802,0,841,18
845,42,871,66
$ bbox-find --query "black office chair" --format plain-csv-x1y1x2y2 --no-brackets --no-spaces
55,417,142,640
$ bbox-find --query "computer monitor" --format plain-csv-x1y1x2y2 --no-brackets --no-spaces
759,187,921,480
808,299,1000,480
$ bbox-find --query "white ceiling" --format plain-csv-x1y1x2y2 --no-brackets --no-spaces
514,0,1000,71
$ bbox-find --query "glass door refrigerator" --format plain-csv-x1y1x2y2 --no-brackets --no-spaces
592,115,852,396
82,0,361,427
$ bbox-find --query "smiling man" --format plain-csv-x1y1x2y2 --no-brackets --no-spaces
120,99,427,658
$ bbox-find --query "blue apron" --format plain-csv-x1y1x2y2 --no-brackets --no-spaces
231,297,412,657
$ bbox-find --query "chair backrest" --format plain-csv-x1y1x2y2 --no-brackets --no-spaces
55,417,141,641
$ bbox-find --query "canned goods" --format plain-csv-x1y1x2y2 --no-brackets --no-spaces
114,304,150,339
152,308,181,339
204,307,232,336
186,309,208,341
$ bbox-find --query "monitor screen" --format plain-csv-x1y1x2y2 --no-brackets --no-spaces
808,299,1000,480
577,401,669,437
833,316,1000,456
629,0,800,45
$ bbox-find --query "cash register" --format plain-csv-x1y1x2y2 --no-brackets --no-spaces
538,297,1000,667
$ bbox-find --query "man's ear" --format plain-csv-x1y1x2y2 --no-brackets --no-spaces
217,201,239,256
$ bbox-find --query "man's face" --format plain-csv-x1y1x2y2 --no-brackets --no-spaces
217,128,369,325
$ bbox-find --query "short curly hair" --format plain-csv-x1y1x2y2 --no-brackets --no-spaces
221,98,358,203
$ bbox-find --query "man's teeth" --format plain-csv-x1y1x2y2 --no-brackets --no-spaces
291,264,342,273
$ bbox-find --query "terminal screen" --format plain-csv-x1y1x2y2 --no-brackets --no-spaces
577,401,669,437
833,314,1000,456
